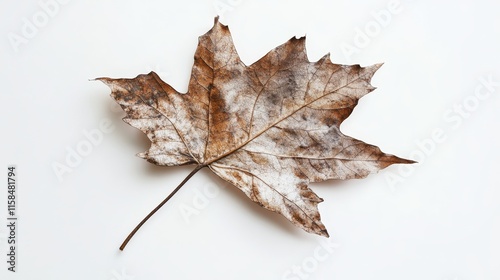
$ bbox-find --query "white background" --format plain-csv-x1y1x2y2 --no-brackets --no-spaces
1,0,499,279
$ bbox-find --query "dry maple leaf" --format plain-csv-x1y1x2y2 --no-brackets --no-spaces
97,17,414,250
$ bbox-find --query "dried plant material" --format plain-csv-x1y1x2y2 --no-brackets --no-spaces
97,17,414,250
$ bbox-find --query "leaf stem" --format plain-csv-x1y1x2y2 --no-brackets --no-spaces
119,164,206,251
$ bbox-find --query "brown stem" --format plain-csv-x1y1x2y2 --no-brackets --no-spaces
119,164,206,251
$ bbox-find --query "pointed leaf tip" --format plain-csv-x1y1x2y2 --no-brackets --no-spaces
372,62,384,71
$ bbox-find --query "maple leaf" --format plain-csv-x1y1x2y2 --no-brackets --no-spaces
97,17,414,250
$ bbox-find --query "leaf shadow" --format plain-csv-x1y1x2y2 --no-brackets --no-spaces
202,170,315,240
